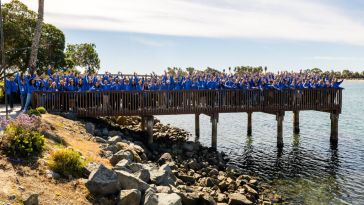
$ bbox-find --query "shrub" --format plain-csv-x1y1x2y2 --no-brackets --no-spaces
48,148,86,177
2,123,45,157
28,109,41,117
36,106,47,114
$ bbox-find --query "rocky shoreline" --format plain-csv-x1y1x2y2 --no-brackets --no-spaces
81,115,282,205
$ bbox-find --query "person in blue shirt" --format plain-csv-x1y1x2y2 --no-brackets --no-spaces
23,78,37,112
16,74,27,111
5,77,17,109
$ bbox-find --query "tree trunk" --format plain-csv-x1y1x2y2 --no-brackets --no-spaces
0,0,5,69
28,0,44,73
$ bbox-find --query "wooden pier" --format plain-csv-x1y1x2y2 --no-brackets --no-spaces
33,88,342,148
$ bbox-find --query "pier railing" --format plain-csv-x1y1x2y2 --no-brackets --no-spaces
32,88,342,117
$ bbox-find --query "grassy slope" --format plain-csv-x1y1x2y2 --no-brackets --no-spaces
0,114,109,204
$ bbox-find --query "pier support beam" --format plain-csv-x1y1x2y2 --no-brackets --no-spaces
293,111,300,134
141,116,146,131
146,116,154,145
247,112,252,136
195,114,200,138
210,113,219,149
330,113,339,144
276,112,285,148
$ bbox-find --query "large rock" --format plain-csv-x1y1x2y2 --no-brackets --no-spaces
85,165,120,196
179,192,200,205
110,150,134,165
108,136,123,145
228,193,253,205
178,174,195,185
243,185,258,196
85,123,95,135
199,177,218,187
158,153,173,165
182,142,198,152
151,164,177,186
23,193,38,205
115,170,150,192
117,189,141,205
144,193,182,205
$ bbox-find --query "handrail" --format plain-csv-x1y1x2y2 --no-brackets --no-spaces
32,88,342,117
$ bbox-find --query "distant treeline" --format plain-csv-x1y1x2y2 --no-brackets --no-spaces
165,66,364,79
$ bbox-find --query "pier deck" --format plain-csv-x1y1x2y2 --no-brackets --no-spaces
33,88,342,148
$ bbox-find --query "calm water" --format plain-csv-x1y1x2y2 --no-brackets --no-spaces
158,81,364,205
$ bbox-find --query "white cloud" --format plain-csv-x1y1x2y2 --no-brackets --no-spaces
311,56,364,61
5,0,364,45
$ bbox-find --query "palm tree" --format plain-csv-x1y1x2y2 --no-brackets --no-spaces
28,0,44,73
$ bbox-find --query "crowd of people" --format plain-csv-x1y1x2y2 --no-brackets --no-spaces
4,67,344,112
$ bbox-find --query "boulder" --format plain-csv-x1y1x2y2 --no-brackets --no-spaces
85,165,120,196
85,123,95,135
83,162,101,177
102,128,109,136
117,189,141,205
110,150,134,165
45,170,60,180
182,142,198,152
179,192,200,205
115,170,150,192
228,193,252,205
156,185,172,193
158,153,173,165
199,195,217,205
243,185,258,195
95,137,107,143
178,174,195,185
108,130,123,137
23,193,38,205
144,193,182,205
108,136,123,145
216,193,228,203
104,145,119,153
151,164,177,186
187,160,201,171
114,159,131,171
199,177,218,187
135,168,150,183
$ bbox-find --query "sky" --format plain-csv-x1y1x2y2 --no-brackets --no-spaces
7,0,364,73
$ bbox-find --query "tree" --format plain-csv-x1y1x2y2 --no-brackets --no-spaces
1,0,65,74
28,0,44,73
311,68,323,74
186,67,195,75
65,43,100,73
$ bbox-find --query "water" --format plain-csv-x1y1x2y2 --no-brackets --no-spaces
158,81,364,205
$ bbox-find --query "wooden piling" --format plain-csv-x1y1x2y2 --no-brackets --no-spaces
276,112,284,148
195,114,200,138
247,112,252,136
330,113,339,144
293,111,300,134
141,116,146,131
211,113,218,149
146,116,154,144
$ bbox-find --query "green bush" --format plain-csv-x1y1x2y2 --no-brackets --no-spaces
28,109,41,117
48,148,86,177
2,123,45,158
36,106,47,114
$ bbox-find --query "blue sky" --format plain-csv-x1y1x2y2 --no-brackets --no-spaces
7,0,364,73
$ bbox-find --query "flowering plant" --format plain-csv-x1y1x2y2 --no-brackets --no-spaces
0,114,41,131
